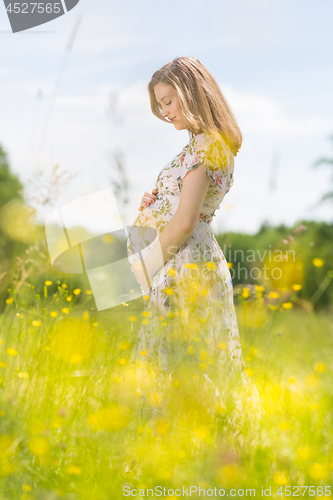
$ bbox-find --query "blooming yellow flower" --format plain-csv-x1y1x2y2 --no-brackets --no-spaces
268,291,280,299
45,281,52,286
308,463,330,481
129,316,137,322
28,436,50,456
32,320,42,327
314,362,326,373
296,446,311,460
18,372,29,379
162,322,168,326
245,368,254,377
140,350,148,356
7,348,18,356
50,311,58,318
61,283,67,288
279,421,292,431
205,261,216,270
187,345,194,354
167,268,177,277
22,484,32,492
92,322,98,327
164,287,174,295
282,302,293,309
242,288,250,299
142,319,150,325
16,313,24,318
255,285,265,292
66,465,83,475
227,262,233,268
62,308,69,314
118,358,127,365
143,294,150,300
66,296,72,302
313,258,324,267
292,284,302,291
268,304,278,310
141,311,151,317
305,373,320,387
273,470,289,485
218,342,228,350
73,288,81,295
5,298,13,305
85,290,93,295
119,341,130,350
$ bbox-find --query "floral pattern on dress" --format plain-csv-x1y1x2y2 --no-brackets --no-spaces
126,131,264,433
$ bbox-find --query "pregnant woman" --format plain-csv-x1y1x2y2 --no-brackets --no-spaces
127,57,264,433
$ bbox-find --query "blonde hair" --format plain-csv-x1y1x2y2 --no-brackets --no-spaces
148,57,242,156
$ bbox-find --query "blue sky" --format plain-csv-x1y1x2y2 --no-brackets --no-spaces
1,0,333,235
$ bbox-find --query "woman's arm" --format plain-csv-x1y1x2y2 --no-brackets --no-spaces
136,164,211,285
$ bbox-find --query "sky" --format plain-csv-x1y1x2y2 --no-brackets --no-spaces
1,0,333,236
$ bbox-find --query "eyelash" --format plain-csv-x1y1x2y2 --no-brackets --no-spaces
166,101,171,106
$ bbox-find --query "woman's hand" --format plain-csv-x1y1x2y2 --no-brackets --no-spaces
138,188,158,211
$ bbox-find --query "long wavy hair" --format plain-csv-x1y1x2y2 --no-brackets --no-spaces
148,57,242,156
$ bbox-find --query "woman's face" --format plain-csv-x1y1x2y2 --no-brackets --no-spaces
154,82,189,131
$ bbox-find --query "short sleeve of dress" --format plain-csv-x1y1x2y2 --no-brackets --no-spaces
181,132,235,195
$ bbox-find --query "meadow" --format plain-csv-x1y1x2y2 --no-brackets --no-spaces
0,236,333,500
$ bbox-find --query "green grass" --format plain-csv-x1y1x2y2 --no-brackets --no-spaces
0,278,333,500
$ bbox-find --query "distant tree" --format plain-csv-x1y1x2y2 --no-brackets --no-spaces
0,144,24,208
313,134,333,205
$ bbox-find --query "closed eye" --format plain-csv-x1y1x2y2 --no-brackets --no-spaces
166,101,171,106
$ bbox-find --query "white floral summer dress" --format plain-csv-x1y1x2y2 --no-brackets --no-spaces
127,131,264,431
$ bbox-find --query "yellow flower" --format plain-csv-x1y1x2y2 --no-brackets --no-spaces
73,288,81,295
268,304,278,310
143,294,150,300
85,290,93,295
18,372,29,379
245,368,254,377
313,258,324,267
17,313,24,318
288,376,296,384
66,465,83,475
282,302,293,309
66,296,72,302
242,288,250,299
5,298,13,305
227,261,233,268
121,302,128,307
140,350,148,356
50,311,58,318
118,358,127,365
45,281,52,286
92,322,98,327
129,316,137,322
28,436,50,456
296,446,311,460
167,268,177,277
22,484,32,492
255,285,265,292
292,284,302,291
187,345,194,354
83,311,89,320
32,320,42,327
162,322,168,326
7,348,18,356
218,342,228,350
314,362,326,373
141,311,151,317
141,319,150,325
268,291,280,299
164,287,174,295
119,341,130,350
61,283,67,288
273,470,289,485
279,421,292,431
308,463,330,481
205,261,216,270
62,308,69,314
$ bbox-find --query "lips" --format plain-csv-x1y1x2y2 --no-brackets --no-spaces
170,117,176,122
